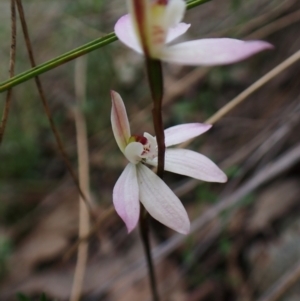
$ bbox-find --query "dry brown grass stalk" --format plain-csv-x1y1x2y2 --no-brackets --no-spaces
70,56,90,301
0,0,16,144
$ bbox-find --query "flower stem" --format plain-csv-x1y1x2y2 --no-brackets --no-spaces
146,58,165,178
142,58,164,301
139,206,160,301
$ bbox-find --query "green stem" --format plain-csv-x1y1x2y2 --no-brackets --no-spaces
139,206,160,301
0,33,117,93
0,0,210,93
187,0,210,9
143,57,164,301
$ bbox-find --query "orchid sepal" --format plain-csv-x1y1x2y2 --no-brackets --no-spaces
113,163,140,233
115,0,273,65
111,90,131,152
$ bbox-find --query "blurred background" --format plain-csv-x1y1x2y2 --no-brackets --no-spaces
0,0,300,300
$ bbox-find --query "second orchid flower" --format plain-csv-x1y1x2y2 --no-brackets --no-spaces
111,91,227,234
115,0,273,65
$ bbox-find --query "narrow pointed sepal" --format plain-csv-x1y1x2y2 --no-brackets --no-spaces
163,123,212,147
164,0,186,28
166,23,190,44
113,163,140,233
166,149,227,182
137,164,190,234
147,149,227,183
114,15,143,54
161,38,274,66
111,90,131,152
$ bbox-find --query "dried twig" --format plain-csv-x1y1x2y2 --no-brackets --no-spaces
152,144,300,261
70,57,90,301
247,8,300,40
257,260,300,301
63,206,115,262
0,0,16,144
205,50,300,124
208,0,297,38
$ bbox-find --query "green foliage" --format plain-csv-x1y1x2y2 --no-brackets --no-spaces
196,89,217,118
172,88,217,123
220,193,255,221
225,165,242,179
172,101,196,123
0,106,45,179
66,0,105,14
230,0,242,10
182,235,196,265
218,236,232,255
17,293,32,301
17,293,53,301
196,184,218,204
0,236,12,278
238,193,255,208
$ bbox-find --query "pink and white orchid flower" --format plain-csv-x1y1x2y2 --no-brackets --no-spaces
111,90,227,234
115,0,273,65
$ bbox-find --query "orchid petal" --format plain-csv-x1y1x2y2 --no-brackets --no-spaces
160,38,273,66
164,0,186,28
142,133,157,159
114,14,143,54
164,123,212,147
166,23,191,44
111,91,131,152
113,163,140,233
143,132,156,146
124,142,143,164
147,149,227,183
137,163,190,234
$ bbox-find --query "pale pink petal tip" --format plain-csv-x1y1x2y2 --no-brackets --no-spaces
164,123,212,147
113,164,140,233
161,38,274,66
218,170,228,183
111,90,131,152
137,164,190,234
158,149,228,183
166,23,191,43
114,14,142,53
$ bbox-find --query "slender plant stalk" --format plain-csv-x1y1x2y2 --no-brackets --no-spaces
63,206,115,262
70,56,90,301
187,0,210,9
141,58,165,301
0,0,210,93
205,50,300,125
139,206,160,301
146,58,165,178
15,0,95,219
0,0,16,144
